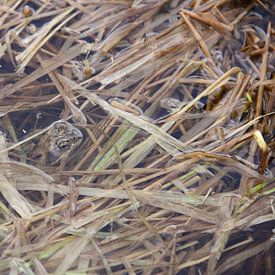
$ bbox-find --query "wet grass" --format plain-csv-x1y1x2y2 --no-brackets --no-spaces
0,1,274,274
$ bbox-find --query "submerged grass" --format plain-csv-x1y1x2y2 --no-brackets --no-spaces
0,0,274,274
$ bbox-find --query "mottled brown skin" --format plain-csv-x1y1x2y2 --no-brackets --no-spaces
30,121,83,165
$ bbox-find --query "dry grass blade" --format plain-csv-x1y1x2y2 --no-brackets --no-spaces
54,233,93,275
161,67,241,122
84,91,191,153
16,7,76,73
0,174,34,219
180,11,215,66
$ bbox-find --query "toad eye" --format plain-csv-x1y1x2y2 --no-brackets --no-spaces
56,139,70,151
60,143,69,150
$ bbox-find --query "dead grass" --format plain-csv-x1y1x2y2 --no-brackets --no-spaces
0,0,274,274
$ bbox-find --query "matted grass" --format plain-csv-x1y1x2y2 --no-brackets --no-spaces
0,0,274,274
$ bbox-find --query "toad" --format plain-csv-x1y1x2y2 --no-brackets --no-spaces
28,120,83,165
